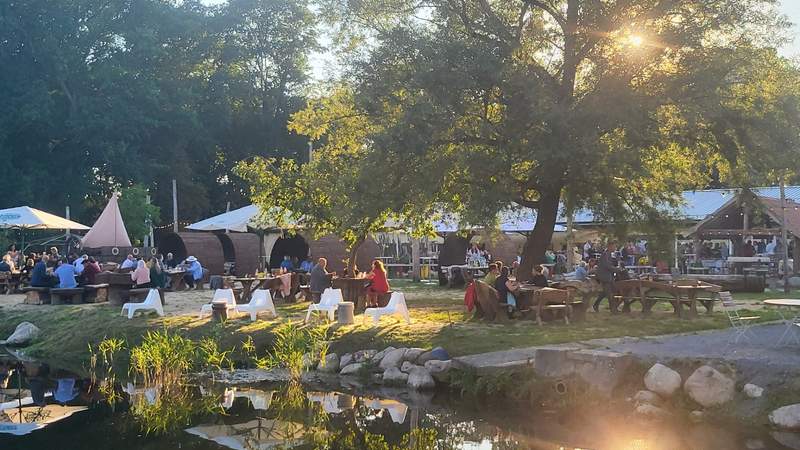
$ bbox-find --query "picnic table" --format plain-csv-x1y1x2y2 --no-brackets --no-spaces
332,277,369,311
94,272,134,305
763,299,800,345
165,269,187,291
517,284,575,325
615,279,721,318
232,277,276,303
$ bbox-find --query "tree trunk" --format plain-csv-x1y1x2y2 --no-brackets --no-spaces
347,235,366,275
411,236,421,282
518,189,561,282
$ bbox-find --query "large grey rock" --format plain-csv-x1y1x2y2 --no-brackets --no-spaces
1,322,41,346
743,383,764,399
382,367,409,386
533,347,579,378
340,353,354,368
635,403,671,419
318,353,340,373
424,359,452,383
379,348,407,371
772,432,800,450
404,348,424,362
353,350,377,363
339,363,365,376
372,346,396,364
633,390,663,406
644,363,682,398
684,365,735,408
770,404,800,430
400,361,416,373
407,367,435,390
571,349,633,397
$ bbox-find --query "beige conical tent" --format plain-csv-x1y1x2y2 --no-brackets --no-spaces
81,193,132,248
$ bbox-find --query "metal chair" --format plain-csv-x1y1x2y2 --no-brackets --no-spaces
719,291,759,344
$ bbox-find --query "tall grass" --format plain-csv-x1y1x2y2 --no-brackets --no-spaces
261,321,329,379
129,330,196,387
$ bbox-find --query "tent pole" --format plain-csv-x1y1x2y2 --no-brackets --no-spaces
780,177,790,293
172,179,179,233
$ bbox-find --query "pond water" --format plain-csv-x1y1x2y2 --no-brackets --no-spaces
0,356,797,450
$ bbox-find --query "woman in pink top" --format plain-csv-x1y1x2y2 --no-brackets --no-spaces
131,259,151,288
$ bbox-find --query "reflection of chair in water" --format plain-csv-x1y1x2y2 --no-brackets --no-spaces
53,378,78,404
124,383,160,405
306,391,354,414
365,398,408,424
221,388,236,409
234,389,274,411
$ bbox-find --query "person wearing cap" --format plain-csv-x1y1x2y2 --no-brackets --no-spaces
182,256,203,289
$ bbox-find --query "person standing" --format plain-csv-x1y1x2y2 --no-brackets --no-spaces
593,242,624,312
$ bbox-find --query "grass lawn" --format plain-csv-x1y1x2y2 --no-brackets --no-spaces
0,280,787,374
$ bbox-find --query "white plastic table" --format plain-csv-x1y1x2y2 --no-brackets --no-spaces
763,299,800,345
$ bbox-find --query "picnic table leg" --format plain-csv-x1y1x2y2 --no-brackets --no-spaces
536,294,544,326
700,299,714,314
673,294,683,318
689,292,699,318
639,287,652,316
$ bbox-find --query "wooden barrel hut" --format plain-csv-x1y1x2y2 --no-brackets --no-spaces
158,232,226,275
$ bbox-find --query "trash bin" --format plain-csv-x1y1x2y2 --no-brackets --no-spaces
211,302,228,322
338,302,355,325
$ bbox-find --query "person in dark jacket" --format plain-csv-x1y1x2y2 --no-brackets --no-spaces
31,255,57,287
531,265,549,287
593,242,625,312
310,258,333,303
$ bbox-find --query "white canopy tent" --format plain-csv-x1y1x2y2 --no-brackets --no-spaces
186,205,298,232
0,206,89,230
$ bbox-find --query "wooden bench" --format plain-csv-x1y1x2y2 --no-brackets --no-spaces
22,287,51,305
50,287,85,305
83,284,110,303
127,287,166,304
0,273,19,295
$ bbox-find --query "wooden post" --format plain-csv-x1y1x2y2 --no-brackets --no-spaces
411,236,421,282
65,205,71,238
172,179,178,233
146,194,154,248
780,178,790,293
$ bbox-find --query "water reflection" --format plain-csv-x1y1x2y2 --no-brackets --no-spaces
2,354,800,449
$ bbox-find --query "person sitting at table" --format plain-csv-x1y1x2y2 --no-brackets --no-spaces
164,252,178,269
20,256,35,282
299,256,314,273
365,259,390,308
30,255,57,287
72,254,87,275
494,266,517,312
54,257,78,288
131,259,151,288
0,254,14,272
564,261,588,281
120,254,136,270
279,255,294,272
47,247,61,268
483,263,499,287
310,257,333,302
148,257,166,289
531,265,549,287
182,256,203,290
81,257,102,285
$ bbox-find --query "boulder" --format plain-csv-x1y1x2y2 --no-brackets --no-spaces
684,365,735,408
743,383,764,399
340,353,354,368
318,353,340,373
1,322,41,346
372,346,396,365
424,360,452,383
634,404,671,419
404,348,425,362
643,363,681,397
353,350,377,363
771,432,800,450
633,390,663,406
745,439,766,450
382,367,409,386
689,410,704,423
770,404,800,430
400,361,417,373
339,363,365,376
379,348,408,371
407,367,436,390
417,346,450,365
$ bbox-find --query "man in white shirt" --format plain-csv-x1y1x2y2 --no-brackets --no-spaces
120,254,136,270
765,240,776,255
73,254,87,274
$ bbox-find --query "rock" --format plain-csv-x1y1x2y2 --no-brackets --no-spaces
339,363,364,376
771,432,800,450
382,367,409,386
684,365,735,408
743,383,764,398
353,350,377,363
770,404,800,430
404,348,424,362
317,353,340,373
689,410,704,423
372,346,396,364
1,322,41,346
417,346,450,365
372,373,383,384
745,439,766,450
340,353,354,368
644,363,682,398
400,361,416,373
635,404,671,419
424,360,452,383
407,367,436,390
571,349,634,398
789,276,800,289
633,390,663,406
379,348,408,371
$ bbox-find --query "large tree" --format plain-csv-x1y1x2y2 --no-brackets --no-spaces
311,0,800,279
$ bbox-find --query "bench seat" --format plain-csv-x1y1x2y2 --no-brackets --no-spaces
22,286,51,305
50,287,85,305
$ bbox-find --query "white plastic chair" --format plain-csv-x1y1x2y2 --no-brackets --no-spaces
366,398,408,424
364,292,410,325
121,289,165,319
719,291,759,344
200,288,238,317
237,289,277,321
305,288,343,322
